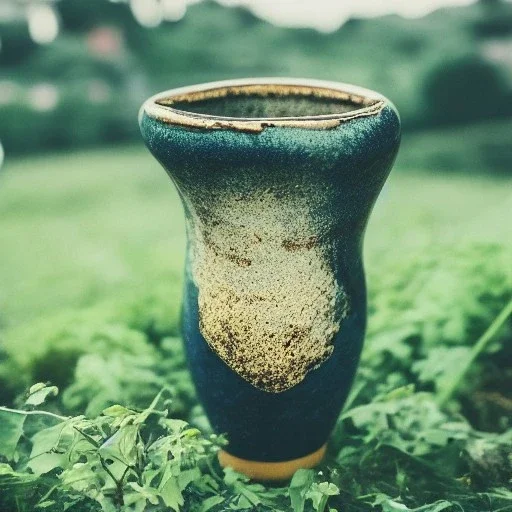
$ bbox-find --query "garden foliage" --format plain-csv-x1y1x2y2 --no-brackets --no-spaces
0,243,511,511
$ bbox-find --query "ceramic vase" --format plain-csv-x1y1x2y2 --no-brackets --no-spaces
139,78,400,480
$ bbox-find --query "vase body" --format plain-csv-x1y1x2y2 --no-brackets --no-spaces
139,78,400,478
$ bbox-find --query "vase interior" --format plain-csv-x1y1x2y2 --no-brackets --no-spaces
155,83,380,119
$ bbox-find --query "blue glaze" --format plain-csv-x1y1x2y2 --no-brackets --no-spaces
140,80,400,462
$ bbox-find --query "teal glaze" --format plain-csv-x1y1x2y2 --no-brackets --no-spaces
139,79,400,463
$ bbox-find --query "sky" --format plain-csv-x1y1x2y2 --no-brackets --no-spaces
215,0,480,32
0,0,489,37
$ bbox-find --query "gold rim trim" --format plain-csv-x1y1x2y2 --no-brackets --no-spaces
141,78,386,133
218,444,327,481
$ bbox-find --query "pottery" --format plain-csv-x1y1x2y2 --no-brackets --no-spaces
139,78,400,480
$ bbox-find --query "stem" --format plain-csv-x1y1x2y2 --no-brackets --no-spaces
99,455,121,488
74,426,100,448
99,455,131,508
493,505,512,512
437,298,512,407
37,484,60,504
205,456,224,483
0,406,67,421
318,495,329,512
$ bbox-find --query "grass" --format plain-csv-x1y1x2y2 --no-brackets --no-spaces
0,143,511,328
398,119,512,175
0,143,511,511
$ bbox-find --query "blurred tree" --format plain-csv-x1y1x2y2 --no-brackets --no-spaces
474,0,512,37
0,22,36,66
423,55,511,125
58,0,134,32
1,0,511,162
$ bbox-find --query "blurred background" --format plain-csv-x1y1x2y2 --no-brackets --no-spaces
0,1,511,370
1,0,512,163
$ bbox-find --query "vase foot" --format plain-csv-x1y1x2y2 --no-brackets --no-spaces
218,444,327,481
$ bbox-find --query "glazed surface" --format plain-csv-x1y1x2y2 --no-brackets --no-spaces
185,181,348,393
139,78,400,461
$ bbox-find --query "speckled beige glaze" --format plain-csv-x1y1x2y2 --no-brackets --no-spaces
139,78,389,392
184,186,348,393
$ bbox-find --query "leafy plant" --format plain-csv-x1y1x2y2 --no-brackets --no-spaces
1,385,226,512
0,385,346,512
0,243,511,511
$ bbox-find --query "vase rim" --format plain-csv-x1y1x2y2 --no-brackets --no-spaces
140,78,389,133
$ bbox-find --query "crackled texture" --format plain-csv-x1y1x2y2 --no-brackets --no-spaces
184,187,348,393
157,83,378,118
147,82,384,132
168,94,362,118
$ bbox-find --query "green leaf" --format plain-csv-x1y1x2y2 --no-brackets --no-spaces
28,421,72,475
60,462,98,494
316,482,339,496
36,500,56,508
99,424,139,467
178,467,202,490
378,498,455,512
290,469,314,489
102,405,134,417
0,410,25,460
28,383,48,395
307,482,340,512
198,495,225,512
159,476,183,511
289,469,314,512
128,482,159,505
223,467,248,486
25,384,59,407
0,463,14,475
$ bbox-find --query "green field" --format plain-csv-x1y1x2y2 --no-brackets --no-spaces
0,146,511,512
0,144,511,327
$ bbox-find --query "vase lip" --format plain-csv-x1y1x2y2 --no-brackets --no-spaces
140,77,392,133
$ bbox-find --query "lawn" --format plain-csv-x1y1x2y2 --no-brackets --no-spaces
0,143,511,327
0,144,511,512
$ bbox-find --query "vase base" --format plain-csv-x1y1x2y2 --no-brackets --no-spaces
218,444,327,481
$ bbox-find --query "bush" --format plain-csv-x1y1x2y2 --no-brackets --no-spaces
423,55,512,126
0,242,510,511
